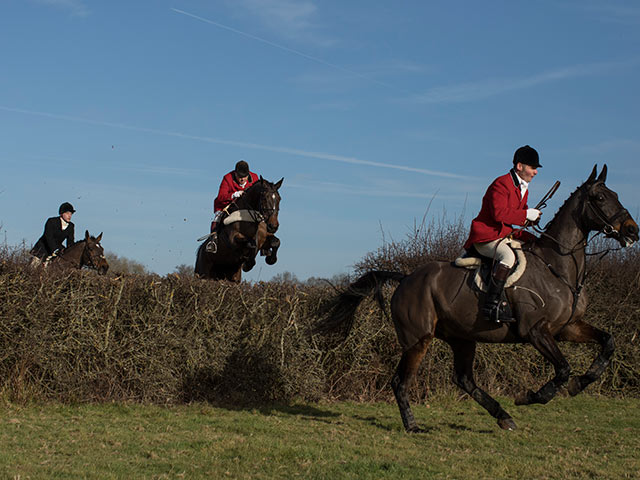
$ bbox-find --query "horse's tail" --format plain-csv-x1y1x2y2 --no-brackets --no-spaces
315,270,406,338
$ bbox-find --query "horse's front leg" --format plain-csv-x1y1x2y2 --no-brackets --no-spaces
263,235,280,265
515,321,571,405
556,320,614,396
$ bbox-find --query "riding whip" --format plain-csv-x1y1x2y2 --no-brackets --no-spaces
527,180,561,228
534,180,561,211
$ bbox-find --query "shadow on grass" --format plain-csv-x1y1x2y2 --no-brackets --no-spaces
181,342,340,421
352,414,431,433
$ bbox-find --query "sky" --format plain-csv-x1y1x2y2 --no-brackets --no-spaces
1,0,640,281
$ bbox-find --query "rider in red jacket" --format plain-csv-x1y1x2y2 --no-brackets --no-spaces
206,160,259,253
464,145,542,323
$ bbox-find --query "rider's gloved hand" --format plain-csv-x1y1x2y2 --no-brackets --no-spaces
526,208,542,222
232,191,244,199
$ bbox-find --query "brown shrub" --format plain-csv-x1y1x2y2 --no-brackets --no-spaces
0,219,638,405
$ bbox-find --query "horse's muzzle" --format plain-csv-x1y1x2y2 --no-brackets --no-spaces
620,219,639,247
97,260,110,275
267,223,279,234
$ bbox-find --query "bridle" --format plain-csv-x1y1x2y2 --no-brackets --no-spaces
245,182,280,229
226,181,280,230
530,183,630,254
525,185,630,331
81,242,106,270
583,192,630,238
47,241,103,270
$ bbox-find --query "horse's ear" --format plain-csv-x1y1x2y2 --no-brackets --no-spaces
586,165,598,184
96,232,103,243
597,164,608,183
85,230,90,241
274,177,284,190
260,175,264,182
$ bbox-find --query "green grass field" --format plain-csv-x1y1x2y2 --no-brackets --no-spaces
1,396,639,479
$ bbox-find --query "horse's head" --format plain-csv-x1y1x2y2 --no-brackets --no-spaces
582,165,639,247
82,230,109,275
257,176,283,234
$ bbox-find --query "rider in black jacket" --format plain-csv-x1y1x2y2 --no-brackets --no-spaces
30,202,76,260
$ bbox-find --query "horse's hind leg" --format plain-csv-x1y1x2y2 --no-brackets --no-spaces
556,320,614,396
391,335,432,433
448,338,517,431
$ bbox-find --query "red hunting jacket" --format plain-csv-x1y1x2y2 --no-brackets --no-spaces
463,169,536,250
214,170,259,212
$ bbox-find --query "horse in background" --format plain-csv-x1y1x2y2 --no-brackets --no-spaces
195,177,283,282
318,165,638,432
46,230,109,274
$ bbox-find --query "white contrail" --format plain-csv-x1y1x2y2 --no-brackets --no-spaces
170,8,407,93
0,105,469,180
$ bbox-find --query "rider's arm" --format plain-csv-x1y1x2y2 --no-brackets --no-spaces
214,175,234,211
66,223,75,247
43,217,63,253
487,180,527,226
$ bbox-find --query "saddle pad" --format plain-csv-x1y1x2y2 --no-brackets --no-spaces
223,209,262,225
454,239,526,291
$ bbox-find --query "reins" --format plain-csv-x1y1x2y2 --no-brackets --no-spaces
226,181,277,224
210,181,279,250
47,242,86,268
520,183,627,331
534,180,561,211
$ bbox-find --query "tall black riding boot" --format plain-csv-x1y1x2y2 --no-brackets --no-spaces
482,263,515,323
206,221,218,254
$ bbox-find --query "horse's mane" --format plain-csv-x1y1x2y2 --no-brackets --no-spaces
538,182,586,235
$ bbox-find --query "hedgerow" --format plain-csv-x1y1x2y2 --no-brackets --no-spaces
0,218,638,405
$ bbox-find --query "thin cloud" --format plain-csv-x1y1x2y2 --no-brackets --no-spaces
0,105,471,180
560,139,640,156
308,101,355,112
13,154,202,178
413,58,640,104
232,0,334,46
32,0,89,16
580,2,640,25
286,179,466,202
171,8,406,93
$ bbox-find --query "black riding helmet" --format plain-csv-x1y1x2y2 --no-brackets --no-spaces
513,145,542,168
235,160,250,177
59,202,76,215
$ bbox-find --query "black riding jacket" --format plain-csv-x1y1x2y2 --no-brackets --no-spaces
30,216,75,259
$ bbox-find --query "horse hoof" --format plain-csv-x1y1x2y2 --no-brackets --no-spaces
266,255,277,265
514,390,532,406
243,260,256,272
406,425,426,434
567,377,582,397
497,418,517,431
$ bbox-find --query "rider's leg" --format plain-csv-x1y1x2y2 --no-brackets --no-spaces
29,255,42,268
206,211,223,253
474,239,516,323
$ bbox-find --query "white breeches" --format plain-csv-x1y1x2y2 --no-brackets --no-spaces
474,238,516,268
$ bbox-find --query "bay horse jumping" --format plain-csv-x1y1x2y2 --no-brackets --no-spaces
46,230,109,274
195,177,283,282
318,165,638,431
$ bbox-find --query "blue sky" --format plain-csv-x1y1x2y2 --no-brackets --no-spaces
1,0,639,280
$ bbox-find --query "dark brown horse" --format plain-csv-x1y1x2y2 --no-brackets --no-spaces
319,165,638,431
195,177,283,282
46,230,109,274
